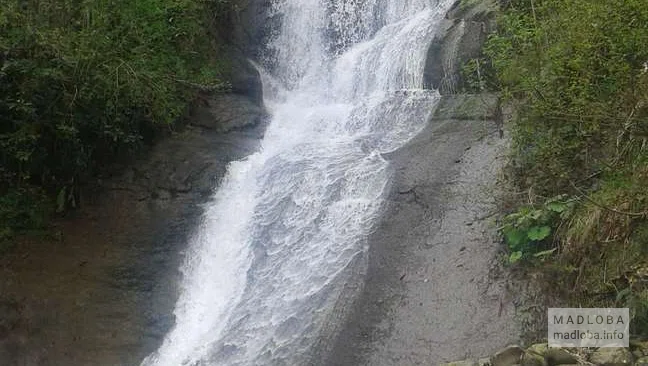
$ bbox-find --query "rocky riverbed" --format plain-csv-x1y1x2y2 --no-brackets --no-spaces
442,342,648,366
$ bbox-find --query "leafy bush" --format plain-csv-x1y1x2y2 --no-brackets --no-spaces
461,57,499,93
0,0,234,238
487,0,648,334
501,195,574,263
486,0,648,195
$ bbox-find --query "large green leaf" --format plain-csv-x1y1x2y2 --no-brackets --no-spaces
504,227,527,249
546,201,567,213
527,226,551,241
509,251,523,264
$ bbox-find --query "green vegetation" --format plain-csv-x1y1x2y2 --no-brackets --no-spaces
501,195,574,264
1,0,233,238
475,0,648,334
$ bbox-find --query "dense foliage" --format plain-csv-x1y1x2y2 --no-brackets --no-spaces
479,0,648,334
0,0,230,236
486,0,648,194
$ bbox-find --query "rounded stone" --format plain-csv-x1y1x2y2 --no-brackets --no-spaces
527,343,549,357
545,348,578,365
589,348,634,366
521,351,547,366
632,340,648,358
636,356,648,365
491,346,525,366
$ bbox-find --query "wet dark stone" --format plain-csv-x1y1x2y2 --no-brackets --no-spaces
423,0,496,94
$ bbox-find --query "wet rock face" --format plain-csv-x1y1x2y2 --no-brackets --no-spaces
191,94,266,133
220,48,265,103
423,0,497,94
207,0,272,103
229,0,275,59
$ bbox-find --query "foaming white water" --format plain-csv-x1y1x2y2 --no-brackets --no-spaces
142,1,453,365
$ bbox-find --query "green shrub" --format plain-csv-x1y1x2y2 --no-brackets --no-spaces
461,57,499,93
501,195,575,263
487,0,648,332
485,0,648,195
0,0,234,237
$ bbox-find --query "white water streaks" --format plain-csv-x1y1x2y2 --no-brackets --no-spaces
142,0,454,365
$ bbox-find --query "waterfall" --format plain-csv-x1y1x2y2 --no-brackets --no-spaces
142,0,453,365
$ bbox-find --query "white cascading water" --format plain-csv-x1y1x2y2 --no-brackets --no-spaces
142,0,453,365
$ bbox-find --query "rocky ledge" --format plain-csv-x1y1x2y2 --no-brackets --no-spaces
442,342,648,366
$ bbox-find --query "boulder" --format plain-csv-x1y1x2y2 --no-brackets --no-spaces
631,340,648,359
491,346,525,366
527,343,578,366
545,348,578,365
636,356,648,365
521,351,547,366
589,348,634,366
527,343,549,357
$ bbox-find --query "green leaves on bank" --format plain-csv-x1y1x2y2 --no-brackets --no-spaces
484,0,648,195
501,196,575,264
486,0,648,334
